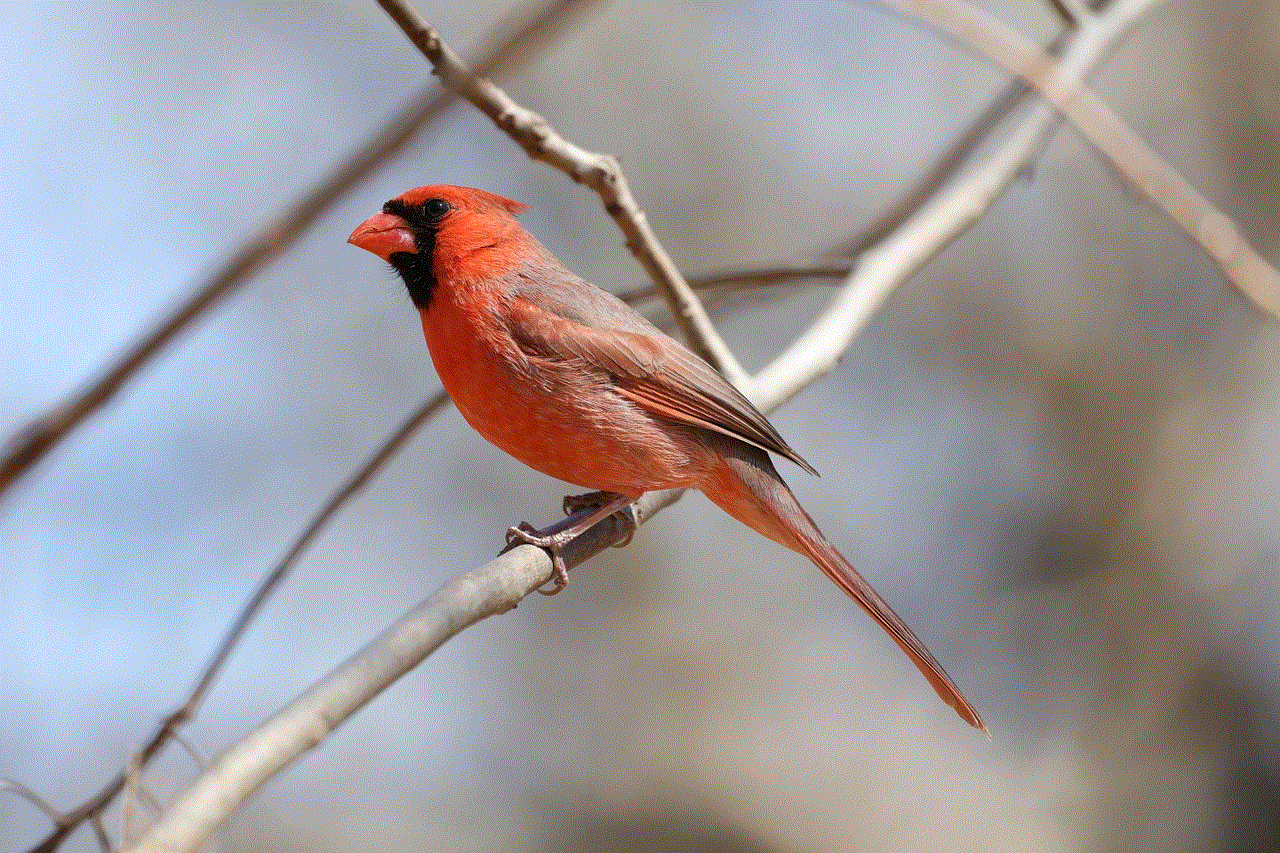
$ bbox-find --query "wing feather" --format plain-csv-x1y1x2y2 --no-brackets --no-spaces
506,290,818,476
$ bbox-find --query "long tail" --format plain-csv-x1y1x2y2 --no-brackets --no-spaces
699,442,987,734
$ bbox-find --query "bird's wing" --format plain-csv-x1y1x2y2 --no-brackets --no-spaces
506,291,818,476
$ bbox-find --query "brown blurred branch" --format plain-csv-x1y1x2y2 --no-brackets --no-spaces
375,0,753,390
884,0,1280,319
0,0,595,502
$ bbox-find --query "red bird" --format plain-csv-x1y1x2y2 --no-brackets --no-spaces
349,185,985,733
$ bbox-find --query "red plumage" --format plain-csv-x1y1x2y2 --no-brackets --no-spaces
350,184,986,733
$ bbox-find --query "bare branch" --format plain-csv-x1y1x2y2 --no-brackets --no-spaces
615,261,853,307
883,0,1280,319
375,0,753,390
835,74,1032,260
121,490,665,853
167,732,207,773
831,1,1109,260
89,814,111,853
0,0,594,501
1045,0,1094,26
630,5,1107,308
756,0,1165,405
628,9,1090,307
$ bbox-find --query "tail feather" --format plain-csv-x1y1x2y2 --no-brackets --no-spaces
700,443,988,735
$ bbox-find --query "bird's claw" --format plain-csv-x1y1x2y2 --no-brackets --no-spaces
505,522,571,594
504,492,637,594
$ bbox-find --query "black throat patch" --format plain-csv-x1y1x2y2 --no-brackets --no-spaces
383,198,440,309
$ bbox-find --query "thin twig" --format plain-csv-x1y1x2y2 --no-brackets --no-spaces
883,0,1280,318
834,74,1033,259
0,0,595,501
616,261,854,306
2,780,65,823
1045,0,1087,26
374,0,752,391
167,732,207,773
122,488,672,853
829,5,1105,260
89,814,112,853
836,0,1123,260
763,4,1114,263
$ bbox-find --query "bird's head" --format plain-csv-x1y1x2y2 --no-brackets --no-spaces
349,184,530,308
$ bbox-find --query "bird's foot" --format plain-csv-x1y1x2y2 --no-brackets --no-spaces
505,492,638,595
505,522,577,594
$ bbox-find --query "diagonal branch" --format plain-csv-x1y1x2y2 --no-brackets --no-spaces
375,0,753,390
882,0,1280,319
122,486,668,853
0,0,595,502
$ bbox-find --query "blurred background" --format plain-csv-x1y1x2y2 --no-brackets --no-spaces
2,1,1278,851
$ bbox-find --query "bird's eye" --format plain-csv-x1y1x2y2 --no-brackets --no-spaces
424,198,451,220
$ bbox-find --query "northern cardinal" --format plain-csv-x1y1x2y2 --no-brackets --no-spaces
349,185,985,733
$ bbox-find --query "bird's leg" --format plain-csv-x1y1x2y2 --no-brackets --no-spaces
562,491,637,548
505,492,637,594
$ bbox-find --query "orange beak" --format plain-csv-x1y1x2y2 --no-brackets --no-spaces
348,212,417,261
